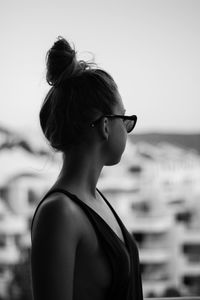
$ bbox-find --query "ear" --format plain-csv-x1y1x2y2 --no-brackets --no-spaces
98,117,109,140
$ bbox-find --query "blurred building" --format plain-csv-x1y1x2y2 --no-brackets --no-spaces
0,139,60,298
99,140,200,296
0,196,27,298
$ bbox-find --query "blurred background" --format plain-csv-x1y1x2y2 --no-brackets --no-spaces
0,0,200,299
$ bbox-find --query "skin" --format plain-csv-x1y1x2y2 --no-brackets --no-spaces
31,91,128,300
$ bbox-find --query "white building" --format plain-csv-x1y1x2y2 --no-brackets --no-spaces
99,140,200,296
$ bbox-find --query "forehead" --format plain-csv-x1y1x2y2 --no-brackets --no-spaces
113,92,126,114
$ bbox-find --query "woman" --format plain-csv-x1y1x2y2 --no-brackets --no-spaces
30,37,143,300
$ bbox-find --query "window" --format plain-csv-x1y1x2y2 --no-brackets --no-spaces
0,234,6,247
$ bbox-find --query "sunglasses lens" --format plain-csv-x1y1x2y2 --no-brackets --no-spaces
124,119,135,133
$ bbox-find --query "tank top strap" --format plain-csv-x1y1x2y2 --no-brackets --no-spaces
96,188,127,232
31,187,127,250
30,187,143,299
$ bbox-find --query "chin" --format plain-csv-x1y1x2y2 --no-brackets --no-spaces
105,155,122,166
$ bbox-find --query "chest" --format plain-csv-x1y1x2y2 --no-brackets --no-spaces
83,200,125,244
74,203,131,299
74,211,113,298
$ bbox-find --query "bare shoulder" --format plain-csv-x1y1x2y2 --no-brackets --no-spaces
31,192,84,244
31,192,84,300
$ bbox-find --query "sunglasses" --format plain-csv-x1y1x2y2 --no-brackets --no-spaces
90,114,137,133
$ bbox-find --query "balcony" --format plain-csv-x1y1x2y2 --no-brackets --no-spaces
145,298,200,300
0,246,20,264
127,216,173,233
140,249,170,263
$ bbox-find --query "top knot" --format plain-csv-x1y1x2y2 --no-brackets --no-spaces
46,36,82,87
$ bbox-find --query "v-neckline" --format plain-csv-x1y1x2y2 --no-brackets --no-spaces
49,187,128,251
95,188,128,247
86,197,127,246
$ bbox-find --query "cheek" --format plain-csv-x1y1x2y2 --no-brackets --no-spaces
111,126,127,156
120,128,127,152
117,122,127,145
105,132,127,166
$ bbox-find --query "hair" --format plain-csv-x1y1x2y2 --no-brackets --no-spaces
39,36,118,153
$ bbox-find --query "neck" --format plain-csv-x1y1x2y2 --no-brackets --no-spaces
53,145,104,199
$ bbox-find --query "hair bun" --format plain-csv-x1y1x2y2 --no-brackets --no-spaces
46,36,79,86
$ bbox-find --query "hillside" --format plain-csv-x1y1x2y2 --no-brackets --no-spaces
1,124,200,155
129,133,200,154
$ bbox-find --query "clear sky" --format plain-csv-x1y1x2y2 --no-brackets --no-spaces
0,0,200,133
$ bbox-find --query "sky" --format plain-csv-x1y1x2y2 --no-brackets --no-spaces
0,0,200,134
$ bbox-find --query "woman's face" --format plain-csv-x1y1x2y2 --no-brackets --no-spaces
105,92,128,166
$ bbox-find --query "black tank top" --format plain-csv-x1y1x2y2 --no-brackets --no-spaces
31,188,143,300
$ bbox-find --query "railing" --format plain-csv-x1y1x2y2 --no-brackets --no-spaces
145,298,200,300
